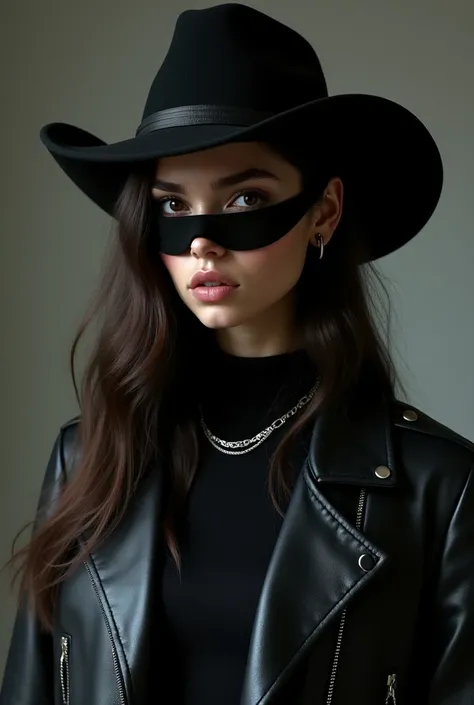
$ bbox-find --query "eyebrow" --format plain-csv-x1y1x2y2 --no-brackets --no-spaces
152,168,280,194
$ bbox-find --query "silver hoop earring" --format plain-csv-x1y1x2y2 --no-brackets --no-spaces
314,233,324,260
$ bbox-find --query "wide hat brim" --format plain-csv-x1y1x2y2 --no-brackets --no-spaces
40,93,443,261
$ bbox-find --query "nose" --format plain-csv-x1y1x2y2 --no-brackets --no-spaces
190,237,226,259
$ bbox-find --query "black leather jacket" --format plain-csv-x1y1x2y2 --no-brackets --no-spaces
1,392,474,705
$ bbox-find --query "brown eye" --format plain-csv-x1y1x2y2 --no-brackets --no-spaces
243,193,260,207
159,197,187,216
231,190,268,210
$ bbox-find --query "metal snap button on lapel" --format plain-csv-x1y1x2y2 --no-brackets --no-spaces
402,409,418,422
375,465,391,479
358,553,376,572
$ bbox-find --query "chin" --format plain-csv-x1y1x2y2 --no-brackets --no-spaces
193,306,252,330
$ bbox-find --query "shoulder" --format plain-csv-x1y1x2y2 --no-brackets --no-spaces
59,415,81,448
54,415,81,480
34,416,82,522
390,399,474,488
391,400,473,453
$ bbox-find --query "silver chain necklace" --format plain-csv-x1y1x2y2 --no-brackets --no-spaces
199,377,321,455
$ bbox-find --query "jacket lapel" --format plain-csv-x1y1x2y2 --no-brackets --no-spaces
86,465,164,705
240,390,397,705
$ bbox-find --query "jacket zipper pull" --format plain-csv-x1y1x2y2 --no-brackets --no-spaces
60,635,70,705
385,673,397,704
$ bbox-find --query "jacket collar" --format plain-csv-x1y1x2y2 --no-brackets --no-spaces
308,386,398,488
86,386,396,705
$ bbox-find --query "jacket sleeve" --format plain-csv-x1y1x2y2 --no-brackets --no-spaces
0,424,74,705
429,463,474,704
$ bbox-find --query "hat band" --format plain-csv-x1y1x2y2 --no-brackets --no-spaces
135,104,275,136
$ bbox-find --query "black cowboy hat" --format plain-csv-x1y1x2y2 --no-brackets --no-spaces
40,3,443,261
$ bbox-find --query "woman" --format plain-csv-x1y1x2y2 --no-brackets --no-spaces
1,4,473,705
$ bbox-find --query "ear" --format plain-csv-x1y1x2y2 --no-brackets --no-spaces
309,177,344,247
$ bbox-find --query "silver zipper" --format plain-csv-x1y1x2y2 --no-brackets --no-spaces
385,673,397,704
60,635,70,705
326,487,367,705
83,561,127,705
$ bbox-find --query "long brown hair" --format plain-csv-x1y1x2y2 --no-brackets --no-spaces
7,146,400,631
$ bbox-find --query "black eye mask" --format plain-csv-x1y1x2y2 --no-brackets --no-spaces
150,185,323,255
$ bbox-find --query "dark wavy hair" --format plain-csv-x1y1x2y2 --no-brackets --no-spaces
7,141,400,630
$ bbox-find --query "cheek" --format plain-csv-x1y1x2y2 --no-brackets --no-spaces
160,253,185,284
160,253,174,271
239,224,309,284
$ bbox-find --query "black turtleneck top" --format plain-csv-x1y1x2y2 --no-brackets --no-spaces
157,347,318,704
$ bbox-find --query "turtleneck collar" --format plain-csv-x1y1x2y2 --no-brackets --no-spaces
198,346,319,439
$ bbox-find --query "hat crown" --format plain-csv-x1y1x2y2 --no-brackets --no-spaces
141,4,328,120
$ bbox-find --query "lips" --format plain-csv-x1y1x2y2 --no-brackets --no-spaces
189,270,239,289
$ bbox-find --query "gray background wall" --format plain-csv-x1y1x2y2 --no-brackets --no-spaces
1,0,473,677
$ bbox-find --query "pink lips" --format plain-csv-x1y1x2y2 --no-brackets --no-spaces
189,270,238,289
191,285,237,303
189,269,239,303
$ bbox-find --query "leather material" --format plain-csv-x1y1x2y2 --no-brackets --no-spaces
1,393,473,705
